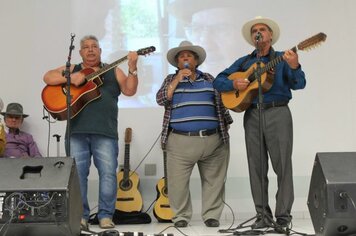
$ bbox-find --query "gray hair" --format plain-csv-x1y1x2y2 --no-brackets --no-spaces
80,35,99,48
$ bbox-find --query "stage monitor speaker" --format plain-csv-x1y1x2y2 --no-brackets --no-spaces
308,152,356,236
0,157,82,236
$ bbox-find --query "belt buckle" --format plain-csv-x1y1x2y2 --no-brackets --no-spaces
199,129,207,137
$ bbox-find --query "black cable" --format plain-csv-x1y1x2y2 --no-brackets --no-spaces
42,107,57,157
130,131,161,176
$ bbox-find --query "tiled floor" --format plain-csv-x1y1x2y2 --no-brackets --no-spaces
85,218,315,236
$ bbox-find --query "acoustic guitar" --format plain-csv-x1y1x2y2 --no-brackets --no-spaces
41,46,156,120
153,150,174,222
116,128,143,212
221,32,327,112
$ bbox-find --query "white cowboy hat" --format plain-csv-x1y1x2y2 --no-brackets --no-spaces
242,16,280,46
167,40,206,68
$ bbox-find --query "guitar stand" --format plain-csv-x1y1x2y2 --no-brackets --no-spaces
231,212,278,235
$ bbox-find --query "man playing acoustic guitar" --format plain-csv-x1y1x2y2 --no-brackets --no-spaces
214,16,306,233
43,35,139,230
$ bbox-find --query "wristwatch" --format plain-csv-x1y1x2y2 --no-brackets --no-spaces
129,70,138,76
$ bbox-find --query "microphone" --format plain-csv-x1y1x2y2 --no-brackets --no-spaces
255,32,262,41
183,62,190,69
183,62,192,84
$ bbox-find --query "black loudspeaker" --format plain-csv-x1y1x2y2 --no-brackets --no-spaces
0,157,82,236
308,152,356,236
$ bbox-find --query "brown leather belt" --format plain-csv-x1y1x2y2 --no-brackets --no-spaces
250,101,289,109
171,128,218,137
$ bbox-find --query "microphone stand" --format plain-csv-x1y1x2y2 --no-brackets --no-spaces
233,36,280,235
255,38,272,228
53,134,61,157
253,37,283,234
63,34,75,155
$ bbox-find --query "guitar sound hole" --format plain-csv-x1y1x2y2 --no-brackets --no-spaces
120,179,132,191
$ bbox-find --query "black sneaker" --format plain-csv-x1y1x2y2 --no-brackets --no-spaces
275,218,290,233
174,220,188,228
204,218,220,227
251,216,272,229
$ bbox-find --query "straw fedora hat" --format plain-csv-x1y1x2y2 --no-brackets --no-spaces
242,16,280,46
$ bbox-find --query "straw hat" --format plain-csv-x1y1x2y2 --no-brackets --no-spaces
242,16,280,46
167,40,206,68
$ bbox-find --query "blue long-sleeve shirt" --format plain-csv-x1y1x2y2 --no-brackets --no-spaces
213,49,306,104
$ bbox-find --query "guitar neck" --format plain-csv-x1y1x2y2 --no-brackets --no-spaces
85,56,129,82
163,151,168,189
123,143,130,180
83,46,156,82
259,46,297,75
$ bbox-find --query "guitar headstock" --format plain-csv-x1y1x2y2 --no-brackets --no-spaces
137,46,156,56
124,127,132,144
297,32,327,51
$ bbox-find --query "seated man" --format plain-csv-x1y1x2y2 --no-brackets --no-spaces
1,103,42,157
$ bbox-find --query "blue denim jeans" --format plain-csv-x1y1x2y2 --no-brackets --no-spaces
66,134,118,220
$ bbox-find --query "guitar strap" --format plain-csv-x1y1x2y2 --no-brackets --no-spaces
240,54,253,72
266,47,276,80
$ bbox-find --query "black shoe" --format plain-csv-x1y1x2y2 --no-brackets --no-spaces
251,216,272,229
275,218,290,233
204,218,220,227
174,220,188,228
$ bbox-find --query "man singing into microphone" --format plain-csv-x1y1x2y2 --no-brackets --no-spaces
156,41,233,228
213,16,306,232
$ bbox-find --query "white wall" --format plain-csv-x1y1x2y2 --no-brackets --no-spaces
1,0,355,220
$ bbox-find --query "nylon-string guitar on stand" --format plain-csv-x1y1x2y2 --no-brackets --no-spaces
153,150,175,222
116,127,143,213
